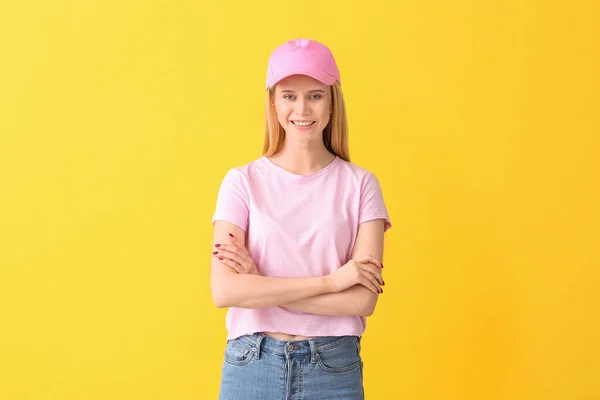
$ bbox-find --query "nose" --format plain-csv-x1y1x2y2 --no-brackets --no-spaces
294,98,309,116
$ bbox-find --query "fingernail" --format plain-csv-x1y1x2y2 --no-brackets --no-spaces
215,244,221,247
382,281,385,286
212,251,218,255
219,257,223,261
380,288,384,294
229,233,234,237
381,263,384,268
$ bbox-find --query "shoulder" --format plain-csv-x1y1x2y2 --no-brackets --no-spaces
220,156,267,183
335,158,379,185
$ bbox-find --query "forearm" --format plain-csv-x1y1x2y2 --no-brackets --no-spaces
212,272,331,309
281,285,379,316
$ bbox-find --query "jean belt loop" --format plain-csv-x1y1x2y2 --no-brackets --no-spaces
308,339,317,364
253,334,264,359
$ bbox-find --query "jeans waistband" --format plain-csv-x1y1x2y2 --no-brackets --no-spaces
235,333,360,360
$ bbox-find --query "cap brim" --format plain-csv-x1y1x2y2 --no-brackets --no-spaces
266,68,338,90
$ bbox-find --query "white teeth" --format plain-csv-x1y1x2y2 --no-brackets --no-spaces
293,121,314,126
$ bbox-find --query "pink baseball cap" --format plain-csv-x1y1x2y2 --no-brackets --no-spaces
266,38,341,90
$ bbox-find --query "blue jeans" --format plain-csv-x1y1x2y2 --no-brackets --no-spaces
218,333,364,400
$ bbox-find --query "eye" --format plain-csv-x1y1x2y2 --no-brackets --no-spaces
309,94,322,99
283,94,296,100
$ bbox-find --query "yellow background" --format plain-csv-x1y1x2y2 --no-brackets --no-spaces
1,0,598,399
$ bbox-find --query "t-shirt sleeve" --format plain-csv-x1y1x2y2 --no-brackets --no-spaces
359,173,392,232
211,168,249,232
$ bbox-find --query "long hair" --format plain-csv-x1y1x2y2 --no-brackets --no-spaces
262,81,350,162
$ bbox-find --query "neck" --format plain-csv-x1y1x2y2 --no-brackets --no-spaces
268,141,336,176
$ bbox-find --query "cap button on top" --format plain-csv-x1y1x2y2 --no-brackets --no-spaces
295,38,310,47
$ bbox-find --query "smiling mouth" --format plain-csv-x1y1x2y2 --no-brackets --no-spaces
291,121,315,126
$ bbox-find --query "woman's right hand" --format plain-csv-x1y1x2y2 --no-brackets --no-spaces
325,255,384,294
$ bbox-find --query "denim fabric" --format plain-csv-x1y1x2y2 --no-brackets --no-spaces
218,333,364,400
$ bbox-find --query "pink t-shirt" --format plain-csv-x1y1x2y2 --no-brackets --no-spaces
212,155,392,339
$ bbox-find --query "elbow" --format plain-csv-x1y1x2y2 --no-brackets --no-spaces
211,287,231,309
211,272,239,308
212,286,248,309
213,298,228,309
362,304,376,317
212,295,227,309
361,293,379,316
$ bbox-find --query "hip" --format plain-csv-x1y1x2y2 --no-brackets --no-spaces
219,333,364,400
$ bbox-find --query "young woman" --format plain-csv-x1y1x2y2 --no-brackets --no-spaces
210,38,392,400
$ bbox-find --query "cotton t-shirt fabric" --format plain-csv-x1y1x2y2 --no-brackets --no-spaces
212,155,392,340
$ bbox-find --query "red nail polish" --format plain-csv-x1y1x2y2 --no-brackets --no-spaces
229,233,234,237
219,257,223,260
381,288,384,294
212,251,218,255
381,263,384,268
215,244,220,247
382,281,385,286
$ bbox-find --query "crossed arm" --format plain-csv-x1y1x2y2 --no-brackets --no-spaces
209,219,386,316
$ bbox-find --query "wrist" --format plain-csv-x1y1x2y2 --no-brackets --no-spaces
321,276,334,293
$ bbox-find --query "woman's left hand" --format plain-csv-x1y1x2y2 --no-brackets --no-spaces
213,233,260,275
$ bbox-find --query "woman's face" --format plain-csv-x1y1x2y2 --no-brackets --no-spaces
273,74,332,142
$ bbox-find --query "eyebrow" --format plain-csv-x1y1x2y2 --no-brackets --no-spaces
280,89,326,93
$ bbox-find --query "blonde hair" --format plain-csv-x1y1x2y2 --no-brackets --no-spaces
262,81,350,162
